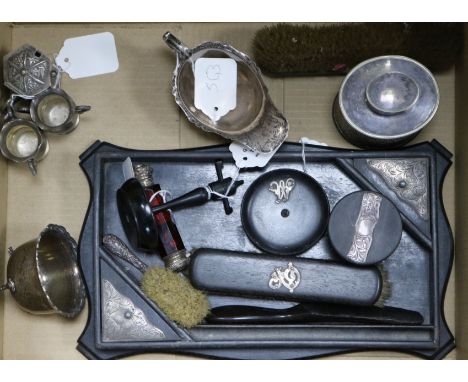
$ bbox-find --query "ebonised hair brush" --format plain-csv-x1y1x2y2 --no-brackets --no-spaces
253,23,462,76
102,234,209,328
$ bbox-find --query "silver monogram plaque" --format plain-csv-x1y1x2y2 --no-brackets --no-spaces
268,262,301,293
269,178,295,203
347,192,382,263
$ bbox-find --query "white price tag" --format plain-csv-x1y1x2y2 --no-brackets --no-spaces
229,142,280,168
194,58,237,122
299,137,328,146
55,32,119,79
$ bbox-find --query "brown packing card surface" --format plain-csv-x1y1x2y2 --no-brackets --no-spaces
0,22,457,359
0,23,12,360
455,24,468,359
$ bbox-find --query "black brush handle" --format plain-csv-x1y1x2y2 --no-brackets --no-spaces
151,188,209,214
190,249,382,306
206,303,423,325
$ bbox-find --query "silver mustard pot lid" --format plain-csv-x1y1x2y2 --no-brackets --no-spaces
3,44,52,99
338,55,439,140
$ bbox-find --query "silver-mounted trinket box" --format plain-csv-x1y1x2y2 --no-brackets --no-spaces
163,32,288,153
333,55,439,148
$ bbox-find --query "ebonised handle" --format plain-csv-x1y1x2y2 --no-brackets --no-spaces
189,248,382,306
151,188,209,214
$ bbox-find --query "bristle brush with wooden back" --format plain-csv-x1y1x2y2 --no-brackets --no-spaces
253,23,462,76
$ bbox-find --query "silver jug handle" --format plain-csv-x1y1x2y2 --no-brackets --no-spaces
0,279,15,293
3,95,31,118
3,95,18,121
14,105,31,114
163,32,191,59
75,105,91,114
27,159,37,176
50,67,62,89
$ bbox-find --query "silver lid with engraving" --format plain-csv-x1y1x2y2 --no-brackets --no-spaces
333,56,439,148
3,44,52,98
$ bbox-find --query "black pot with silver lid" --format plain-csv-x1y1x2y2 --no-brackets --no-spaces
333,55,439,149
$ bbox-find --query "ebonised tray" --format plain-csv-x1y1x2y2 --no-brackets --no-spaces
76,140,454,360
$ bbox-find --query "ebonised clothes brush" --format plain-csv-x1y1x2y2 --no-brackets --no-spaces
252,22,462,76
102,234,209,328
190,248,392,307
190,249,424,325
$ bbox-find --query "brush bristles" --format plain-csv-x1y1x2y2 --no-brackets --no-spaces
375,265,391,308
252,23,462,76
141,267,210,328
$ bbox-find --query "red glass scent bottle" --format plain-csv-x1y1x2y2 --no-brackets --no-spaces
133,163,189,272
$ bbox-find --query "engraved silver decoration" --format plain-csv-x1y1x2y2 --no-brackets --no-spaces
268,262,301,293
347,192,383,263
102,234,148,273
164,32,288,153
3,44,52,98
367,158,429,220
269,178,295,203
102,279,165,342
1,224,85,317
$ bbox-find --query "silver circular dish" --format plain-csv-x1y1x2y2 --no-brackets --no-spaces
333,56,439,148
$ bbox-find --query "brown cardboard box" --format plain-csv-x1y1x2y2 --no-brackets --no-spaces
0,22,465,359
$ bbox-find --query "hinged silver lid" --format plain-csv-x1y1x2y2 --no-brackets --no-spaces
3,44,52,98
338,56,439,140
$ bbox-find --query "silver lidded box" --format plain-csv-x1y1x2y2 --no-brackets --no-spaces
333,56,439,149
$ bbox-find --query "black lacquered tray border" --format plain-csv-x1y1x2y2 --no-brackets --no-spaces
76,140,454,359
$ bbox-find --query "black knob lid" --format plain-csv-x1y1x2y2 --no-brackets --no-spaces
116,178,159,251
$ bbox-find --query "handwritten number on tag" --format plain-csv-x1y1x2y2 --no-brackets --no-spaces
194,58,237,122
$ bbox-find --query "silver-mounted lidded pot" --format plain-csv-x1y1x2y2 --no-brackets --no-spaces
163,32,288,153
3,44,91,133
1,44,91,174
332,56,439,149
